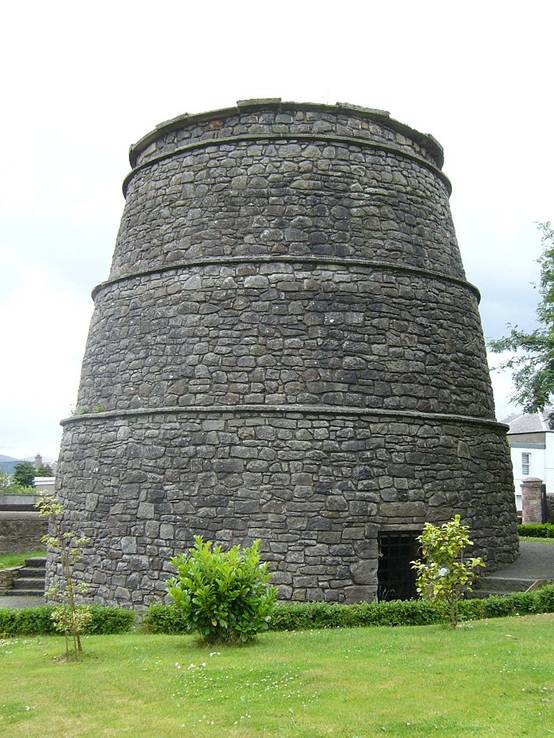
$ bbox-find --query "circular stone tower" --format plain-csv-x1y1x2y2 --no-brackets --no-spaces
52,99,518,607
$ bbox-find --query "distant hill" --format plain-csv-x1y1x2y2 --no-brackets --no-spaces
0,455,56,475
0,459,21,474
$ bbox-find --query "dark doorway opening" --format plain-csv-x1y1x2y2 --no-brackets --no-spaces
377,531,420,601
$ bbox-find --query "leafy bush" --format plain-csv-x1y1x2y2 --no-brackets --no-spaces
144,585,554,633
518,523,554,538
166,536,277,643
0,606,135,637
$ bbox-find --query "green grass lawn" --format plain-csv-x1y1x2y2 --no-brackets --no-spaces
0,551,46,569
1,614,553,737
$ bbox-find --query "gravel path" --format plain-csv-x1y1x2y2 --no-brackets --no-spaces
0,595,44,609
490,540,554,580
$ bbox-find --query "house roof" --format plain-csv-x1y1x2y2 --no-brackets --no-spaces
505,408,554,434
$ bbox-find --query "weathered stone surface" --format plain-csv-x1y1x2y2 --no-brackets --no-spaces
49,101,518,609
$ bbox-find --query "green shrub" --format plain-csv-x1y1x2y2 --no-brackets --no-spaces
530,585,554,612
142,604,189,634
270,599,442,629
166,536,277,643
144,586,554,634
479,595,518,619
0,606,54,636
0,606,135,637
457,598,485,622
86,606,136,634
518,523,554,538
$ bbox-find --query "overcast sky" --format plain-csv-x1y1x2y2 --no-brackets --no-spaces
1,1,552,459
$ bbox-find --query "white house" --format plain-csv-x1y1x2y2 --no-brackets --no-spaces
506,409,554,511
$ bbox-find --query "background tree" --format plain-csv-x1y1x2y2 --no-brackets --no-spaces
35,463,54,476
489,222,554,413
12,461,35,488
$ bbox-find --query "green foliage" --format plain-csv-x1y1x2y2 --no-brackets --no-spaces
518,522,554,538
0,468,39,495
36,493,91,659
0,477,38,495
166,536,277,643
83,605,136,634
411,515,485,628
144,585,554,633
142,603,191,634
12,462,35,488
489,222,554,412
0,605,135,637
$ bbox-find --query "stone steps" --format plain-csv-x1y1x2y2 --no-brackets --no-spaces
12,577,45,591
471,575,552,598
0,557,46,597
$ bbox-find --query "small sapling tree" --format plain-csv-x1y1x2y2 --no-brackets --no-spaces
36,493,92,660
167,536,277,644
411,515,485,628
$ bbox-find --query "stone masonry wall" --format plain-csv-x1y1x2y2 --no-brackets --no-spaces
79,266,491,418
0,512,47,554
51,101,519,608
113,139,459,280
57,410,515,607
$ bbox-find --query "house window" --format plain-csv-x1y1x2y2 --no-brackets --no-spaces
522,452,530,476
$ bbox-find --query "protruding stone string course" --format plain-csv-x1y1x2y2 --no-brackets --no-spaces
50,100,518,608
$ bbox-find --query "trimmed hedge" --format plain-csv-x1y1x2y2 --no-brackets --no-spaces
0,605,135,637
518,523,554,538
143,585,554,634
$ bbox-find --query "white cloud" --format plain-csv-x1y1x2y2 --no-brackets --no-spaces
0,257,92,458
487,352,521,422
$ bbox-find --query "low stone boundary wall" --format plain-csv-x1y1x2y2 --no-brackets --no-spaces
0,511,47,554
0,566,19,593
0,494,40,510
